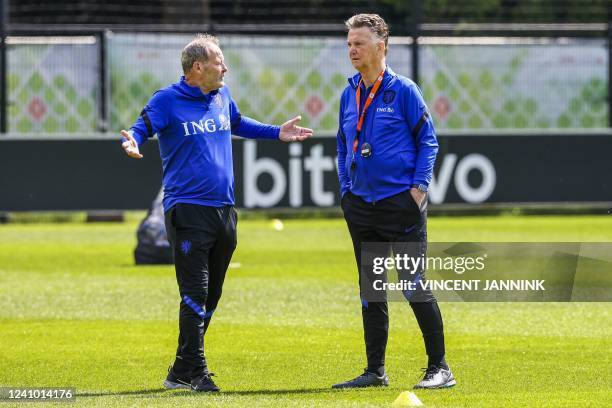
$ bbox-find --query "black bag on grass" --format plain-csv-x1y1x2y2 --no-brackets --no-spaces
134,189,173,265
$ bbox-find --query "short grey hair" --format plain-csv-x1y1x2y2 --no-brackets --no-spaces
345,14,389,54
181,34,220,74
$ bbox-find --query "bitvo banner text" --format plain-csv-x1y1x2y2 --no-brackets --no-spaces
360,243,612,302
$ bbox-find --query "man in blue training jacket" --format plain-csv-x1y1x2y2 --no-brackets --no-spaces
120,34,313,392
332,14,455,390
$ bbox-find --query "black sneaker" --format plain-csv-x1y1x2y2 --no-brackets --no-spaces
332,369,390,389
163,365,191,390
413,365,456,389
191,372,220,392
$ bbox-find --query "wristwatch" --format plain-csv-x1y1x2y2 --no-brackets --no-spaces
411,183,428,193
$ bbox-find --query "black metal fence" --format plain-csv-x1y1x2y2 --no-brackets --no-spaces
8,1,612,26
0,22,610,135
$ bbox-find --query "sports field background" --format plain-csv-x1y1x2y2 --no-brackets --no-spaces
1,215,611,407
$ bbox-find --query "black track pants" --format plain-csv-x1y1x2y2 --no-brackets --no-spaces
341,189,445,372
164,203,237,376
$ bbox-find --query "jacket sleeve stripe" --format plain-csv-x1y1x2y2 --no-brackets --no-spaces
412,111,430,139
230,112,242,131
140,108,154,138
339,126,346,144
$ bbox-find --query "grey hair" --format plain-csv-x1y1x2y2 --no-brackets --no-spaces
181,33,220,74
345,14,389,54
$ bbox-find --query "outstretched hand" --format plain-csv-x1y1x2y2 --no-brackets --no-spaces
279,116,313,142
120,130,143,159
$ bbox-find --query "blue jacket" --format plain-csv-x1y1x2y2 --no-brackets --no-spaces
130,77,279,212
337,67,439,202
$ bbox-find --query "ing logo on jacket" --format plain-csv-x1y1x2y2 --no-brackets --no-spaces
181,113,231,136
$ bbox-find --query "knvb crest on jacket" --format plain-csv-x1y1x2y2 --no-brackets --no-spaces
382,90,396,104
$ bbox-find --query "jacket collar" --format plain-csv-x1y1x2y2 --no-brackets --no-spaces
178,76,220,99
348,66,397,89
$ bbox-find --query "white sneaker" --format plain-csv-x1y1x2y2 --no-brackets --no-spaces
413,365,456,389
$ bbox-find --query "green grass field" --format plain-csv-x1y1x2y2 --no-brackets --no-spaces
1,215,611,407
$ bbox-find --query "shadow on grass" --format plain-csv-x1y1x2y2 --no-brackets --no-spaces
222,388,333,396
78,389,168,397
78,387,336,398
